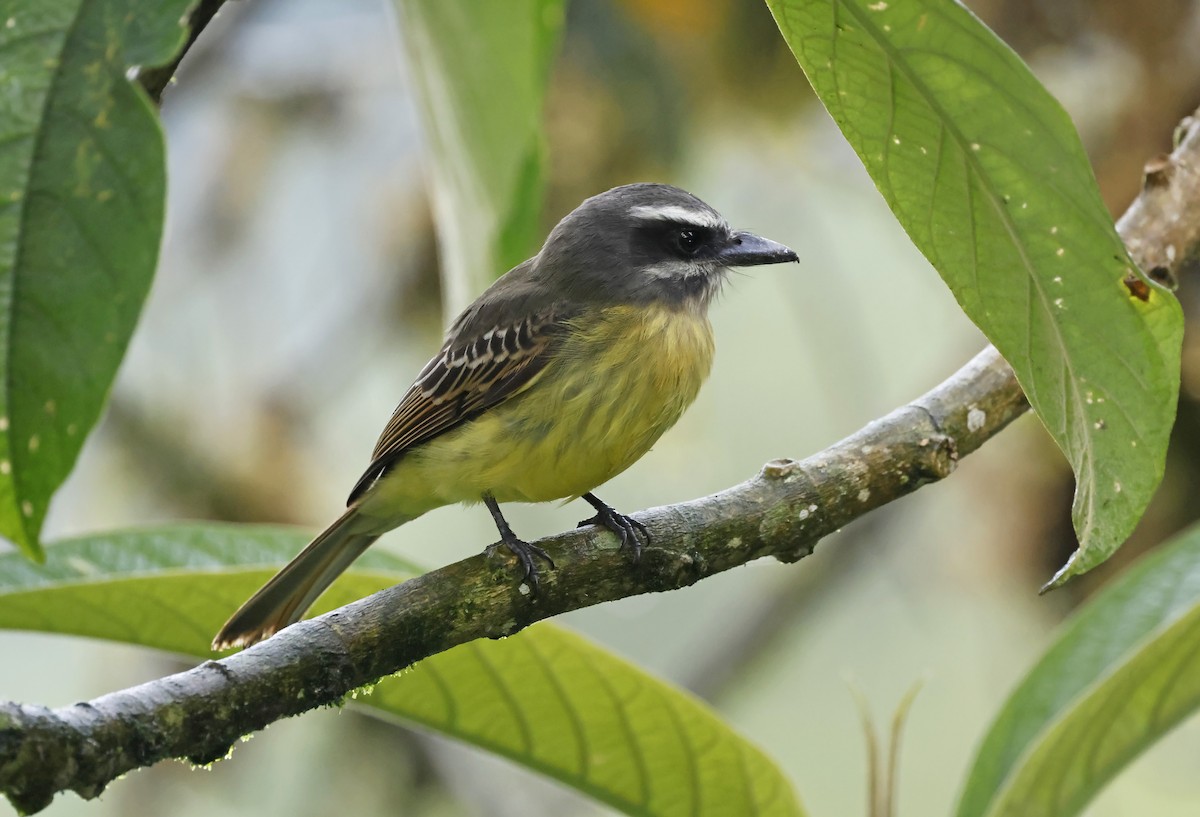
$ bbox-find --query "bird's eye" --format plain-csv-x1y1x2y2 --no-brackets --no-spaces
675,229,701,256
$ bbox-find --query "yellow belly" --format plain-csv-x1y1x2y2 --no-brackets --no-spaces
366,304,715,518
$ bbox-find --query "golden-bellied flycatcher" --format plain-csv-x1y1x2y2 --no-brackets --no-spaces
213,183,797,649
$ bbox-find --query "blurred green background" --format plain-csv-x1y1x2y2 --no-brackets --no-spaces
4,0,1200,814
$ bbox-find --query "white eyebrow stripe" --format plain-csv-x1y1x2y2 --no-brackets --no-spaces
629,204,725,230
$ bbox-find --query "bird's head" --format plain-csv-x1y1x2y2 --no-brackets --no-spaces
533,183,798,310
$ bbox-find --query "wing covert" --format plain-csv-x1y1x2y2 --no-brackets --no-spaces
346,309,566,503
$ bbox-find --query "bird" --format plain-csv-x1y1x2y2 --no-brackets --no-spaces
212,183,798,650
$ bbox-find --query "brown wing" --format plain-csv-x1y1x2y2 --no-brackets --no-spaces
346,309,566,504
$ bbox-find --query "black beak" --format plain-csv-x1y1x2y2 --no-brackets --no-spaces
717,231,799,267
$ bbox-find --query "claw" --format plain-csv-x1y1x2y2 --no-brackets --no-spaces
578,492,650,563
483,493,555,593
486,537,555,590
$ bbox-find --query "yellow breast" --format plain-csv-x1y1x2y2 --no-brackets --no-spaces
374,303,715,515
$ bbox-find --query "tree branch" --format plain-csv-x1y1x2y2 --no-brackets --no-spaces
3,108,1200,816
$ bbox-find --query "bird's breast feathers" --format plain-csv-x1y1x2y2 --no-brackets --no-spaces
367,303,715,514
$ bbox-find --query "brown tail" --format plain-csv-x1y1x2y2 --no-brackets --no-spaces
212,507,390,650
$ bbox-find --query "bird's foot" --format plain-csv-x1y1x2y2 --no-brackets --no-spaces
486,535,556,591
482,493,555,592
577,492,649,563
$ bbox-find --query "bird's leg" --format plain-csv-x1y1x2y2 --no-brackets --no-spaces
577,492,650,563
483,493,555,590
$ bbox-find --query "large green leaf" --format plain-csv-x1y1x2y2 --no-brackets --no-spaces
957,524,1200,817
0,525,804,817
0,0,190,559
396,0,563,316
765,0,1182,585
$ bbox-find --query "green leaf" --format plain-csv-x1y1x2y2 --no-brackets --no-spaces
0,525,804,817
0,0,191,559
765,0,1183,584
956,524,1200,817
395,0,564,316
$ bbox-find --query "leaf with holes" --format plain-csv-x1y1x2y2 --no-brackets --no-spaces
957,522,1200,817
0,0,191,559
395,0,563,316
0,525,805,817
765,0,1182,585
